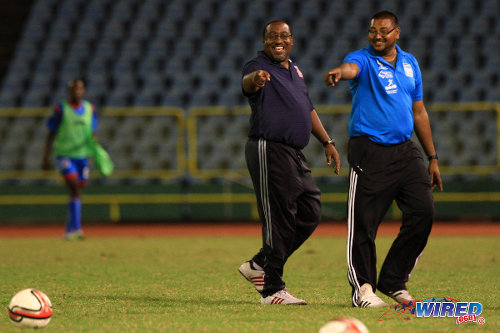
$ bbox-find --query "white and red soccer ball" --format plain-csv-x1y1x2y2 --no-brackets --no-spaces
319,316,370,333
8,289,53,328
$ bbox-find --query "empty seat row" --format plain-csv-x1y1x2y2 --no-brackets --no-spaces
1,0,499,109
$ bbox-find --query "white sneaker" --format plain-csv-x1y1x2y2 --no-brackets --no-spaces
356,283,389,308
261,289,307,305
238,261,264,292
384,289,414,303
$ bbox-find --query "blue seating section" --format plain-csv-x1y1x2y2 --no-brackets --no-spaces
0,0,498,108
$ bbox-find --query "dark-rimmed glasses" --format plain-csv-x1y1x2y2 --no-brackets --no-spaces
265,33,293,41
368,26,398,37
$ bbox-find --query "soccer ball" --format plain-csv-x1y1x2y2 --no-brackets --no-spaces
8,289,53,328
319,316,369,333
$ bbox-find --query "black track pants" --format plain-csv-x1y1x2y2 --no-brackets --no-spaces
245,138,321,297
346,137,434,306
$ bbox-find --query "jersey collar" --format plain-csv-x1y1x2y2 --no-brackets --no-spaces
365,44,406,66
258,50,293,67
68,99,83,109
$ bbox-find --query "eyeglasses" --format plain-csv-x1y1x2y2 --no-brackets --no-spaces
367,26,398,37
265,33,293,41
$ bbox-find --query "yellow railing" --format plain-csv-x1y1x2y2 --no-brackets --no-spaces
0,106,186,181
0,102,499,181
429,102,500,175
1,103,499,221
1,191,499,221
186,106,252,179
185,102,500,179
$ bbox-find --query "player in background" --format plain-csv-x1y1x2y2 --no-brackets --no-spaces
324,11,443,308
239,20,341,305
42,79,98,240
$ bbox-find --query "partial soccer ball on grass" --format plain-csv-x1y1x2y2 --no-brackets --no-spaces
319,316,369,333
8,289,53,328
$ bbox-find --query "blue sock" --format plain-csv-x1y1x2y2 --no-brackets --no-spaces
67,199,82,233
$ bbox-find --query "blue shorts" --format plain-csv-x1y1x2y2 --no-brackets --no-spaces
56,157,89,186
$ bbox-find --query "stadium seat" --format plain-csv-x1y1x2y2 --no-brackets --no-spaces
129,21,153,42
427,1,450,17
164,0,193,21
217,1,242,21
192,0,219,20
162,91,185,107
0,91,20,107
480,0,499,19
93,40,118,62
235,18,259,39
120,40,145,62
327,0,349,18
108,0,136,23
271,0,298,20
27,0,58,23
83,0,112,23
134,89,160,106
137,0,164,21
417,16,441,38
87,58,109,78
140,72,165,95
59,60,84,81
219,92,244,107
350,1,375,20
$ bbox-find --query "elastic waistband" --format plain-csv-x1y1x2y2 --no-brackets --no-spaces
247,137,302,151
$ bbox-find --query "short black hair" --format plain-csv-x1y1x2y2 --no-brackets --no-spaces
68,78,84,89
262,19,293,39
370,11,398,26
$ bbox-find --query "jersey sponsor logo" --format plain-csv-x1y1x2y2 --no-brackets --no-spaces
385,79,398,94
378,70,393,79
294,65,304,78
403,63,414,77
376,59,388,70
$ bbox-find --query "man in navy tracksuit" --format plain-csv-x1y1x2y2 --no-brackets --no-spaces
238,19,341,305
324,11,443,308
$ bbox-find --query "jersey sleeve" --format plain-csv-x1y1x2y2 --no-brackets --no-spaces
343,50,367,79
242,59,260,76
241,60,261,96
411,57,423,102
46,103,63,131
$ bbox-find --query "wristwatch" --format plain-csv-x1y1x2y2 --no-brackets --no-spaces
428,154,438,161
323,139,336,147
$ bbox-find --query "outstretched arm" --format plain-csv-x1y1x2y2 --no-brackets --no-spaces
324,62,359,87
242,70,271,94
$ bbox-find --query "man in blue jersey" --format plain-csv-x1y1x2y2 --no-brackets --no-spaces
238,19,341,305
324,11,443,308
42,79,98,240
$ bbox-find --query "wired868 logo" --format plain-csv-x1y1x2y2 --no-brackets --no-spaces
378,297,486,325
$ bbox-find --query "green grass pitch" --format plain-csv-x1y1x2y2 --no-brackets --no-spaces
0,235,498,332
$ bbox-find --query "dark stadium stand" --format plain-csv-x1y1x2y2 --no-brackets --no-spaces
1,0,497,109
0,0,498,179
0,0,498,224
